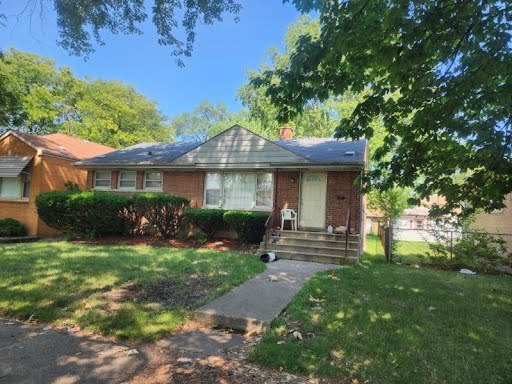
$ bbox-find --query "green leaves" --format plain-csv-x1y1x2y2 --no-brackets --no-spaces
0,49,172,147
256,1,512,215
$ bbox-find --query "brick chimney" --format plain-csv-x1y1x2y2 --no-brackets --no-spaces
279,124,294,140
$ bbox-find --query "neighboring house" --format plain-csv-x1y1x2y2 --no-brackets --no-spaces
75,125,368,263
473,193,512,249
0,130,114,236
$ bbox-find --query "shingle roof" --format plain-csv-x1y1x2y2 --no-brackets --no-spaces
75,141,201,166
76,128,367,167
274,138,367,164
3,130,114,160
0,156,33,177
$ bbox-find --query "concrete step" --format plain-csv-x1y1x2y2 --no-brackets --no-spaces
265,250,358,265
268,236,360,248
260,242,359,257
276,230,360,242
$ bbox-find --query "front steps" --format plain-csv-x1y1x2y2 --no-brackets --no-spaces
257,230,361,265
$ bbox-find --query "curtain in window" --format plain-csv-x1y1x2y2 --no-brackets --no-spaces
223,173,255,209
205,173,222,206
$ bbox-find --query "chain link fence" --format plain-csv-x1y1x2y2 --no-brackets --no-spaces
379,225,512,269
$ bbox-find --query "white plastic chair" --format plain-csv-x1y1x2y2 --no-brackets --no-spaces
281,209,297,231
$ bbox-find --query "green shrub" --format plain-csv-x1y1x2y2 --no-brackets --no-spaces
0,218,27,237
428,229,511,270
184,208,225,240
132,193,190,238
223,211,269,243
36,191,132,238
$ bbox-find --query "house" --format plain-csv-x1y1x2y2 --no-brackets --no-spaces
473,193,512,249
75,125,368,263
0,130,114,236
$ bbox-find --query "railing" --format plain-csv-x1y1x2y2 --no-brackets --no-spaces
345,207,351,257
264,205,280,249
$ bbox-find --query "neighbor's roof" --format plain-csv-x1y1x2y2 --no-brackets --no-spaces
1,130,114,160
76,128,367,168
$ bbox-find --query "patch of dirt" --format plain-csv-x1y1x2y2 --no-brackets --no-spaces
103,274,220,308
74,235,258,252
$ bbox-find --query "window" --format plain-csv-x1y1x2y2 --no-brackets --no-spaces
144,171,163,190
416,220,424,230
0,177,21,199
22,173,31,198
256,173,273,208
94,171,111,190
118,171,136,190
205,173,222,206
204,172,273,210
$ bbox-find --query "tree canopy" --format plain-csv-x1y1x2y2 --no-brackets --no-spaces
0,48,172,147
252,1,512,216
2,0,241,66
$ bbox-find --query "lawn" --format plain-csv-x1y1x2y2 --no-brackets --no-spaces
250,236,512,384
0,241,264,341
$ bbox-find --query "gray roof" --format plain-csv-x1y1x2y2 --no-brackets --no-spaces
75,142,200,166
274,138,367,164
0,156,32,177
76,130,367,168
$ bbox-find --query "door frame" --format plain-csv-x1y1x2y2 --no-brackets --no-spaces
299,171,327,230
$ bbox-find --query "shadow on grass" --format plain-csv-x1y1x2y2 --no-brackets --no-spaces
250,253,512,384
0,242,264,341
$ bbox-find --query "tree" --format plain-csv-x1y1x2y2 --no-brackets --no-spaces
170,100,232,142
3,0,241,65
0,48,77,135
367,188,411,226
0,49,173,147
253,1,512,216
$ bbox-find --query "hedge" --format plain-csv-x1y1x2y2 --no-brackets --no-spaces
184,208,225,240
0,218,27,237
131,193,190,238
36,190,132,238
223,211,269,243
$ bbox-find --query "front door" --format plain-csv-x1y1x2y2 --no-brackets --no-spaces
299,172,327,229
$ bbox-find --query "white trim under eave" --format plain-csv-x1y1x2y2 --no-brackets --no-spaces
74,164,365,171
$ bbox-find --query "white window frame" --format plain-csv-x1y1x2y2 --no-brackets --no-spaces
203,171,274,211
117,171,137,191
93,171,111,190
143,171,163,191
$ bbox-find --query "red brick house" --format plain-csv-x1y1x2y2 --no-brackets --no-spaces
76,125,368,263
0,130,114,236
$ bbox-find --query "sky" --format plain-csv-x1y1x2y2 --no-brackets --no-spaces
1,1,301,119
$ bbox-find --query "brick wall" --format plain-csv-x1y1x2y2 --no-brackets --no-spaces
163,171,205,207
473,193,512,249
0,135,40,235
275,171,300,211
325,171,361,231
0,134,90,237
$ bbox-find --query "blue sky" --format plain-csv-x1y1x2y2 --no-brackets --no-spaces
1,1,301,119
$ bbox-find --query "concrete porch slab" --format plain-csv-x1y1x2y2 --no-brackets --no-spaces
194,259,341,332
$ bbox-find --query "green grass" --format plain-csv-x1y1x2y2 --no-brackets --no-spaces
250,235,512,383
0,242,264,341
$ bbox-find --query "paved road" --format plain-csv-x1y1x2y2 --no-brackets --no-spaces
0,320,162,384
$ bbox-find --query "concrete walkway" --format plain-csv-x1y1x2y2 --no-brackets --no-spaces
195,259,340,332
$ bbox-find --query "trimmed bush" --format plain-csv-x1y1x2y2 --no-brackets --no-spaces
132,193,190,238
0,218,26,237
223,211,269,243
184,209,225,240
36,191,132,238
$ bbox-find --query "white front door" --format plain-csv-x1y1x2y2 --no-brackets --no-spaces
299,172,327,229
